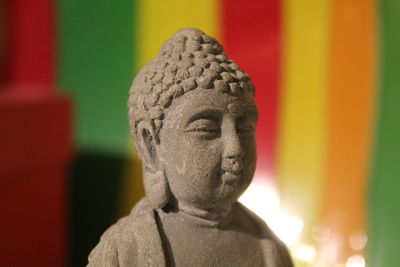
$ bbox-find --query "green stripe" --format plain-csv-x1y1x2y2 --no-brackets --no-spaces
369,0,400,266
57,1,137,265
57,0,134,155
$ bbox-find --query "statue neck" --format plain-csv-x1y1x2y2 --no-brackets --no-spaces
163,201,234,228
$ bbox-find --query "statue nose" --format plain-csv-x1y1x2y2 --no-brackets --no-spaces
223,130,245,160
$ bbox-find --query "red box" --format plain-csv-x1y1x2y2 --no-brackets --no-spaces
0,89,73,267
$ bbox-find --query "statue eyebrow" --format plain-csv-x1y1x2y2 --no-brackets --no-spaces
181,105,223,128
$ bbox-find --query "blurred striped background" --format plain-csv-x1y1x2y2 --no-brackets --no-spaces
1,0,399,266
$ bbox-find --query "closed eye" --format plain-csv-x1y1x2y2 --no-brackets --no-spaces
185,118,220,138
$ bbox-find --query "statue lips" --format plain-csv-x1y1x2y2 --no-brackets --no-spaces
221,160,243,184
221,170,242,184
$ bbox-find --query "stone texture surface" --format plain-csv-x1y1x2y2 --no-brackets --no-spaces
88,28,293,267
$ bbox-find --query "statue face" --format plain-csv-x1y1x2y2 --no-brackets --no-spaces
158,89,258,210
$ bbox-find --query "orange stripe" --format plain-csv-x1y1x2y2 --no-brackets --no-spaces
319,0,377,264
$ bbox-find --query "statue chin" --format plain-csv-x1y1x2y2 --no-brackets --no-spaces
87,28,294,267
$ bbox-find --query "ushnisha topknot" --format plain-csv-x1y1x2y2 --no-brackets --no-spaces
128,28,255,141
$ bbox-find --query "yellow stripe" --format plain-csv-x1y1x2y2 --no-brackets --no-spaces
137,0,220,66
119,0,220,216
279,0,331,246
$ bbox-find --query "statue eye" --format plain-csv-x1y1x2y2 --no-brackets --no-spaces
185,118,220,138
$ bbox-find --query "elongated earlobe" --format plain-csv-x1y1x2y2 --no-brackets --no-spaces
143,170,170,209
136,120,171,208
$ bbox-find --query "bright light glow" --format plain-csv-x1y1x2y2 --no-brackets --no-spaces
239,181,280,221
239,181,303,246
349,231,368,251
292,244,316,262
317,233,341,265
312,225,331,242
271,212,304,246
346,255,366,267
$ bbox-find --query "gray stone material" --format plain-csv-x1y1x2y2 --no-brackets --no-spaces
88,28,293,267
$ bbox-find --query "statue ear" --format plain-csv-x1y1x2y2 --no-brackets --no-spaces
136,120,159,171
136,120,170,208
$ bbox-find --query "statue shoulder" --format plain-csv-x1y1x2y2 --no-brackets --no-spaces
234,202,294,267
87,199,146,267
234,202,275,237
87,215,133,267
261,238,294,267
87,197,166,267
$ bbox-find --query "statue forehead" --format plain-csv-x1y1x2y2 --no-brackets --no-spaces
161,88,256,125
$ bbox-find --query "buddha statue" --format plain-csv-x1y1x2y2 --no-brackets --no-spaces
88,28,293,267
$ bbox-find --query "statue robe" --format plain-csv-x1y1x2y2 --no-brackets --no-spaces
87,198,293,267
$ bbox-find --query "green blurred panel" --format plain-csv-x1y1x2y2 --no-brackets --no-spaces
57,1,136,266
369,0,400,266
58,0,134,154
68,152,126,267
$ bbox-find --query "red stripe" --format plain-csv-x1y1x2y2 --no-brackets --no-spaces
222,0,281,181
5,0,55,88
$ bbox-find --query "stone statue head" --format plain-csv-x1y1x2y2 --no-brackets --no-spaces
128,28,258,212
